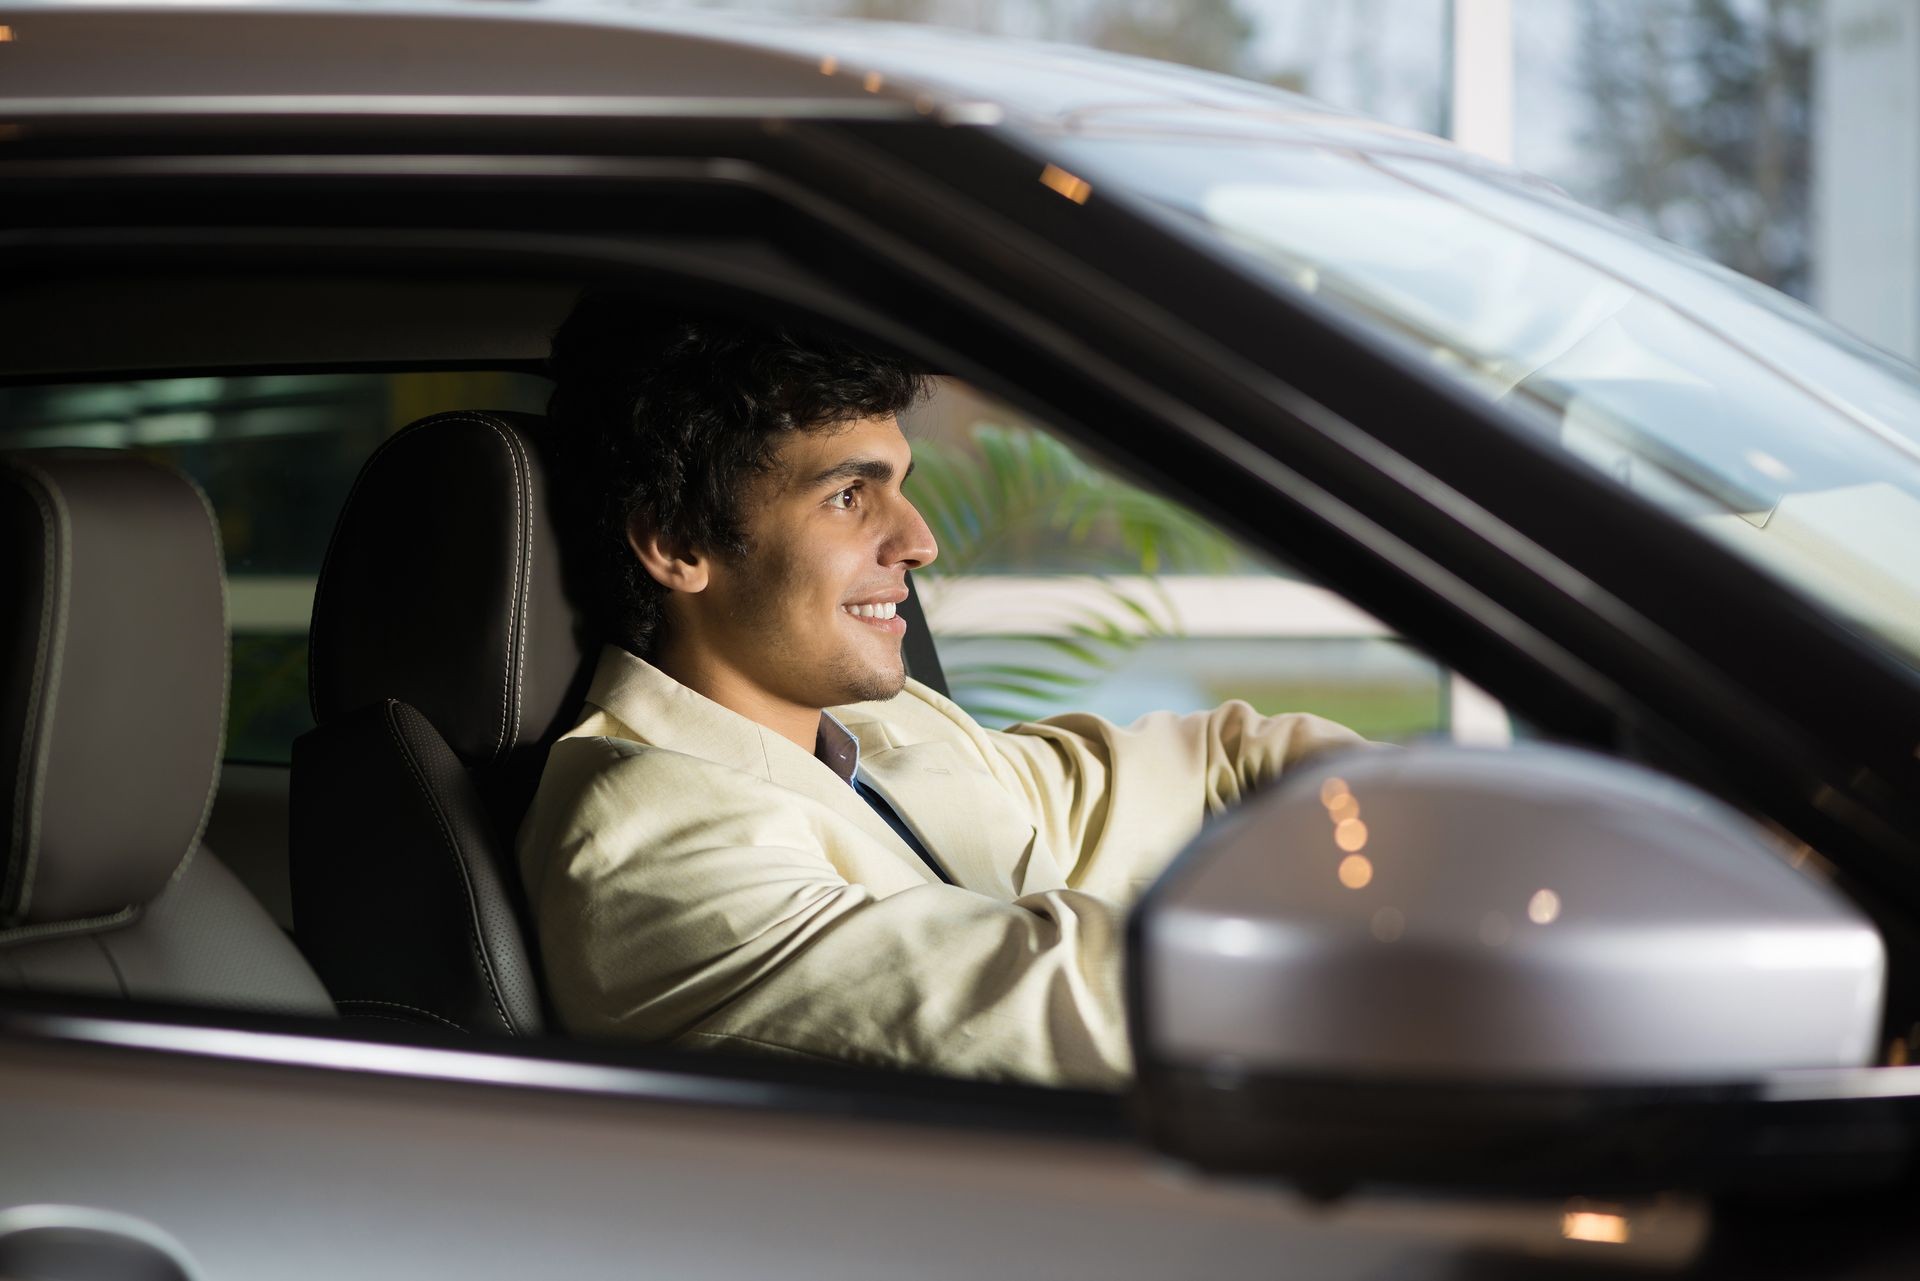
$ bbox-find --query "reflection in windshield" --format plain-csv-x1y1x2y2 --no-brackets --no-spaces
1056,137,1920,668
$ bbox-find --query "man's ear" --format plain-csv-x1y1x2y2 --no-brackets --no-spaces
628,515,711,594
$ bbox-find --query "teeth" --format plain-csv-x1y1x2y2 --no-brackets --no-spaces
844,602,897,620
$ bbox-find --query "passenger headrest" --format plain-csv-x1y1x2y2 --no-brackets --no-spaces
0,452,228,927
308,411,589,766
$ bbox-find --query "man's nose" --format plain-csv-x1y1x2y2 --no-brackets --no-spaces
886,495,938,570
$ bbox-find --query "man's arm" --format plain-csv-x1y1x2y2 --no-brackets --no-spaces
523,741,1133,1089
668,878,1131,1086
979,700,1371,901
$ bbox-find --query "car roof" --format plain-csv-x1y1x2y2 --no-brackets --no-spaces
0,0,1438,145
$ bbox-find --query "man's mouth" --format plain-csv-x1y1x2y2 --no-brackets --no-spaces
841,597,906,635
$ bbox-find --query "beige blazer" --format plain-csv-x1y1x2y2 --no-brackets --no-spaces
518,645,1367,1089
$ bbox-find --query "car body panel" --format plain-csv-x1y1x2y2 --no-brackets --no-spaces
5,4,1920,1277
0,1025,1716,1280
0,0,1394,134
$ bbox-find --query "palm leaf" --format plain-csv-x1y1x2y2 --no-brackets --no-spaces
912,421,1237,726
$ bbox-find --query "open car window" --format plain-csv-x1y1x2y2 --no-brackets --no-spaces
0,357,1508,1086
905,379,1513,746
0,369,1509,768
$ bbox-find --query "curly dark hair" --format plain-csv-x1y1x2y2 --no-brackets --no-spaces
546,294,931,656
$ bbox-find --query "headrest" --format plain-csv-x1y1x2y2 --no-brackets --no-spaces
308,411,589,765
0,452,228,927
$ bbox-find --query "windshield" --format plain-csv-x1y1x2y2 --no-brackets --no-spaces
1052,136,1920,671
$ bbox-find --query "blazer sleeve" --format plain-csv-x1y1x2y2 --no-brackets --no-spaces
980,700,1371,901
523,741,1133,1089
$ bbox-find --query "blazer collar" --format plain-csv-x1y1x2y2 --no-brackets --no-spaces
580,646,935,873
834,708,1043,901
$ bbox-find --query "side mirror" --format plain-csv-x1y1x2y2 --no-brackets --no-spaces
1128,744,1891,1194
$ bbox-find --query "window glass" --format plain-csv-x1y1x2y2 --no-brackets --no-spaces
903,379,1509,744
1050,135,1920,672
0,372,551,762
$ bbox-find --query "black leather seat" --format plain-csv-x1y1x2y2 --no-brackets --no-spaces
293,411,590,1035
291,406,951,1038
0,451,334,1015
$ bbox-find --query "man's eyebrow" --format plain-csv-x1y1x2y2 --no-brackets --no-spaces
801,456,916,489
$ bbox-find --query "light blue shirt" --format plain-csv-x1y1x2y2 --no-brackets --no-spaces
815,711,950,884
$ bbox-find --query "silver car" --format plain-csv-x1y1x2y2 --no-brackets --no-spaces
3,3,1919,1277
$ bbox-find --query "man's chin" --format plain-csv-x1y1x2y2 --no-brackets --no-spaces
844,667,908,705
828,654,909,706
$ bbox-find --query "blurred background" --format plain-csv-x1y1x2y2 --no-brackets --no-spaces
651,0,1895,358
3,0,1911,755
718,0,1900,354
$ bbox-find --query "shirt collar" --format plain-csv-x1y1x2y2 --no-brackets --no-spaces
813,710,862,788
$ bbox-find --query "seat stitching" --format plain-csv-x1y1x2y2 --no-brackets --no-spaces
0,905,138,948
336,998,472,1032
6,461,71,920
428,414,520,760
470,416,525,759
413,415,522,759
380,703,514,1033
486,417,533,755
451,415,529,760
163,464,229,889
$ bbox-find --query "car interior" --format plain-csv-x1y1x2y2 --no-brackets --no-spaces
0,269,1257,1058
2,276,591,1026
15,263,1897,1098
0,447,333,1016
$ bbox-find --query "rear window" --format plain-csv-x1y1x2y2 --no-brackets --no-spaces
0,372,551,762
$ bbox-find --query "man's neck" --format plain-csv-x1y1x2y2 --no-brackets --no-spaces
647,636,821,754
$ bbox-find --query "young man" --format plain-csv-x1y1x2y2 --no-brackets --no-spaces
518,298,1367,1089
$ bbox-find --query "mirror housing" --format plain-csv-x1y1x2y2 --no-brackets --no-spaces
1129,744,1890,1193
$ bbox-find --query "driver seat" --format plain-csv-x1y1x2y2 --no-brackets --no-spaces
292,411,590,1035
290,407,951,1037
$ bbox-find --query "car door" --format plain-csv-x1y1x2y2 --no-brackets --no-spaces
5,57,1920,1281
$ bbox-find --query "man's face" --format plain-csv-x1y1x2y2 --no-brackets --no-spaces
691,413,938,711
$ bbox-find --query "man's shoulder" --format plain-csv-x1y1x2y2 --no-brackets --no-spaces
522,730,799,863
541,730,758,791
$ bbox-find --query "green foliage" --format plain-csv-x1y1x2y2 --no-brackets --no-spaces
910,422,1238,725
227,632,313,764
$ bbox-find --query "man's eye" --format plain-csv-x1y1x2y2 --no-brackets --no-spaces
829,487,859,510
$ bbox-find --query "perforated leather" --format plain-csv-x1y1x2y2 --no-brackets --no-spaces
293,700,541,1035
117,850,334,1013
0,850,333,1014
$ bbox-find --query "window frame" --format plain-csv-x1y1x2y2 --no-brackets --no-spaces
3,120,1917,1120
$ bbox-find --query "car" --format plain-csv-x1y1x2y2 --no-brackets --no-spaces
4,2,1920,1278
